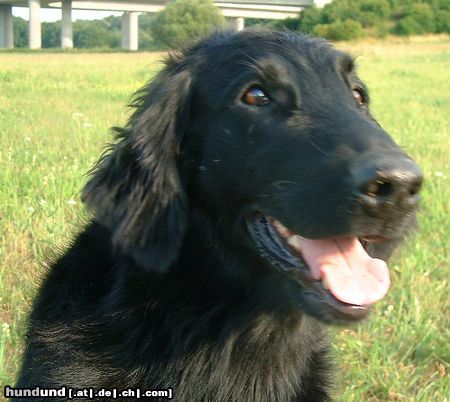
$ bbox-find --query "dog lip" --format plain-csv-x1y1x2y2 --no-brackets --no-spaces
247,211,312,276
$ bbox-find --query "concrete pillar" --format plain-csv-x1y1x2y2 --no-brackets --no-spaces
121,12,138,50
229,17,245,32
0,4,14,49
61,0,73,49
28,0,41,49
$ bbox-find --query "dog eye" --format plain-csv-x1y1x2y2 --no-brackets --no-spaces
352,88,365,106
242,87,270,106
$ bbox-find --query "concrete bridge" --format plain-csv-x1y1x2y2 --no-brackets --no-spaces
0,0,331,50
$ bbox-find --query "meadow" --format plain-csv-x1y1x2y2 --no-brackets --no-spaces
0,36,449,401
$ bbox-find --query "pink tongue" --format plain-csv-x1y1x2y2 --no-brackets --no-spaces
296,236,390,306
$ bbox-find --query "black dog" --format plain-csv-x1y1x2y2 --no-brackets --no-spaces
17,29,422,401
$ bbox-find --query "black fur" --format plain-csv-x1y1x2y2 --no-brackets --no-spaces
16,29,422,401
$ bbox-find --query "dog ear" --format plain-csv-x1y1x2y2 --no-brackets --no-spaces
82,65,192,272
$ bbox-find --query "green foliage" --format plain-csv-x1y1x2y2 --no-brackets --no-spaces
42,22,61,48
74,20,120,48
373,21,391,37
294,0,450,41
13,17,27,48
149,0,224,48
393,16,422,35
244,18,272,28
435,10,450,33
313,19,364,40
359,0,391,26
321,1,363,24
409,3,436,32
360,0,391,19
245,18,303,31
394,3,436,35
103,15,122,31
298,6,323,33
139,14,157,50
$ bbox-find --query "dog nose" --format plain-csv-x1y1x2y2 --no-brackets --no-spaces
353,155,423,212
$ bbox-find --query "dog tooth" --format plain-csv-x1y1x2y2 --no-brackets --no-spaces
287,235,302,251
322,276,330,290
273,220,291,237
272,219,284,229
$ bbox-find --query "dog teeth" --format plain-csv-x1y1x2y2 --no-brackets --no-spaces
272,219,292,238
286,235,302,252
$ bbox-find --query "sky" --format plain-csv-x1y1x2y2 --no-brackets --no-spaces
13,6,122,22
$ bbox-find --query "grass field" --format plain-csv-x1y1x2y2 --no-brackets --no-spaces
1,36,449,401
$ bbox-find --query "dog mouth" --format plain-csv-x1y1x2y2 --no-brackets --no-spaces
248,212,391,321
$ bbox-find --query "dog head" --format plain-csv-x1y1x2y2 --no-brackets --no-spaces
83,29,423,323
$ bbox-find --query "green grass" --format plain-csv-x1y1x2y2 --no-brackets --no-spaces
1,37,449,401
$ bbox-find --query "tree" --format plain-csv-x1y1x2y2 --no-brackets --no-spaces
13,17,27,48
409,3,436,32
298,6,323,34
320,0,363,24
435,10,450,33
149,0,224,48
313,19,364,41
394,3,436,35
73,20,120,48
359,0,391,27
139,14,159,50
42,22,61,48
